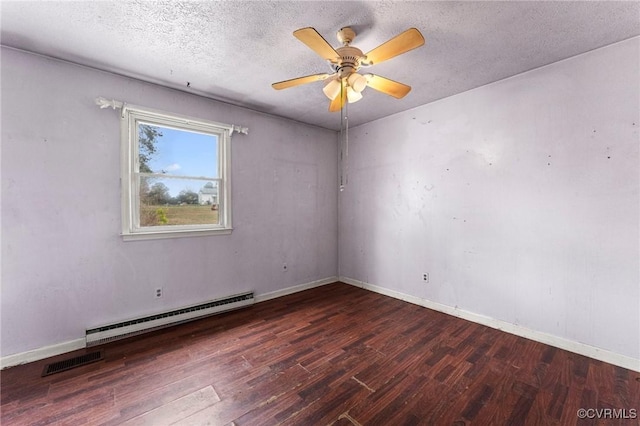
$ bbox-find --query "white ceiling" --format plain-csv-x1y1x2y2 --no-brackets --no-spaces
1,1,638,130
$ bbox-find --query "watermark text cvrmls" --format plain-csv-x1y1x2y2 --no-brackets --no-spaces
577,408,637,419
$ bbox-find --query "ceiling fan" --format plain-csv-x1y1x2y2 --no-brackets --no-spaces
272,26,425,112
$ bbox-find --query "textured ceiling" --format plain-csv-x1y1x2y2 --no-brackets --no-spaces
1,1,639,130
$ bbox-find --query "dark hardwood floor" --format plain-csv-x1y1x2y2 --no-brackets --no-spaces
2,282,639,425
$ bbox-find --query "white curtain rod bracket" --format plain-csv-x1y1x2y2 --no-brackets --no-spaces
95,97,123,110
95,97,126,118
231,125,249,136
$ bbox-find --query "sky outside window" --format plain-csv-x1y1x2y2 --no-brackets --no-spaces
144,125,219,197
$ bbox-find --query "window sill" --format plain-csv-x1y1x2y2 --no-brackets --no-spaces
122,227,233,241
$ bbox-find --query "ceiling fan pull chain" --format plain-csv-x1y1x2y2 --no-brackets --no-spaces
344,101,349,188
340,95,349,191
343,100,349,160
339,82,345,191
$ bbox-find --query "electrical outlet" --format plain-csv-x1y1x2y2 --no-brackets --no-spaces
155,288,163,298
422,273,429,283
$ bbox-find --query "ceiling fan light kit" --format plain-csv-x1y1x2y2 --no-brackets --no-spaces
272,26,425,111
346,87,363,103
347,73,367,93
323,79,342,100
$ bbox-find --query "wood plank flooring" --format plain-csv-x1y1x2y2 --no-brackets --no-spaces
2,282,639,425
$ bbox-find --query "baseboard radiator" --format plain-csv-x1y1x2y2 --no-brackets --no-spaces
86,291,254,346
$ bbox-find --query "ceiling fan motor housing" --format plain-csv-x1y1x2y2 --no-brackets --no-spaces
335,46,364,78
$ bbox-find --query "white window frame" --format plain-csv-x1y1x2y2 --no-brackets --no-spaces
121,106,233,241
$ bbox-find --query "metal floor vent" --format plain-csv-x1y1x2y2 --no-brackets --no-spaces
42,350,104,377
86,291,254,346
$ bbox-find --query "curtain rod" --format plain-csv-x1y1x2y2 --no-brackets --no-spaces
95,97,249,135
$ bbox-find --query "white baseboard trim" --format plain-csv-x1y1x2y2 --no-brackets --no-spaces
340,276,640,373
1,338,86,370
1,277,339,370
255,276,338,303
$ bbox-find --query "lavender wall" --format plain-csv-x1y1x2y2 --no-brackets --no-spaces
339,38,639,360
1,48,338,358
2,38,638,363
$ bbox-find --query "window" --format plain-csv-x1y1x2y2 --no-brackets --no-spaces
121,106,233,240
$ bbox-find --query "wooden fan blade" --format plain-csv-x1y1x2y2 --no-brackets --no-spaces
329,81,346,112
293,27,339,61
366,74,411,99
272,73,333,90
364,28,425,65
